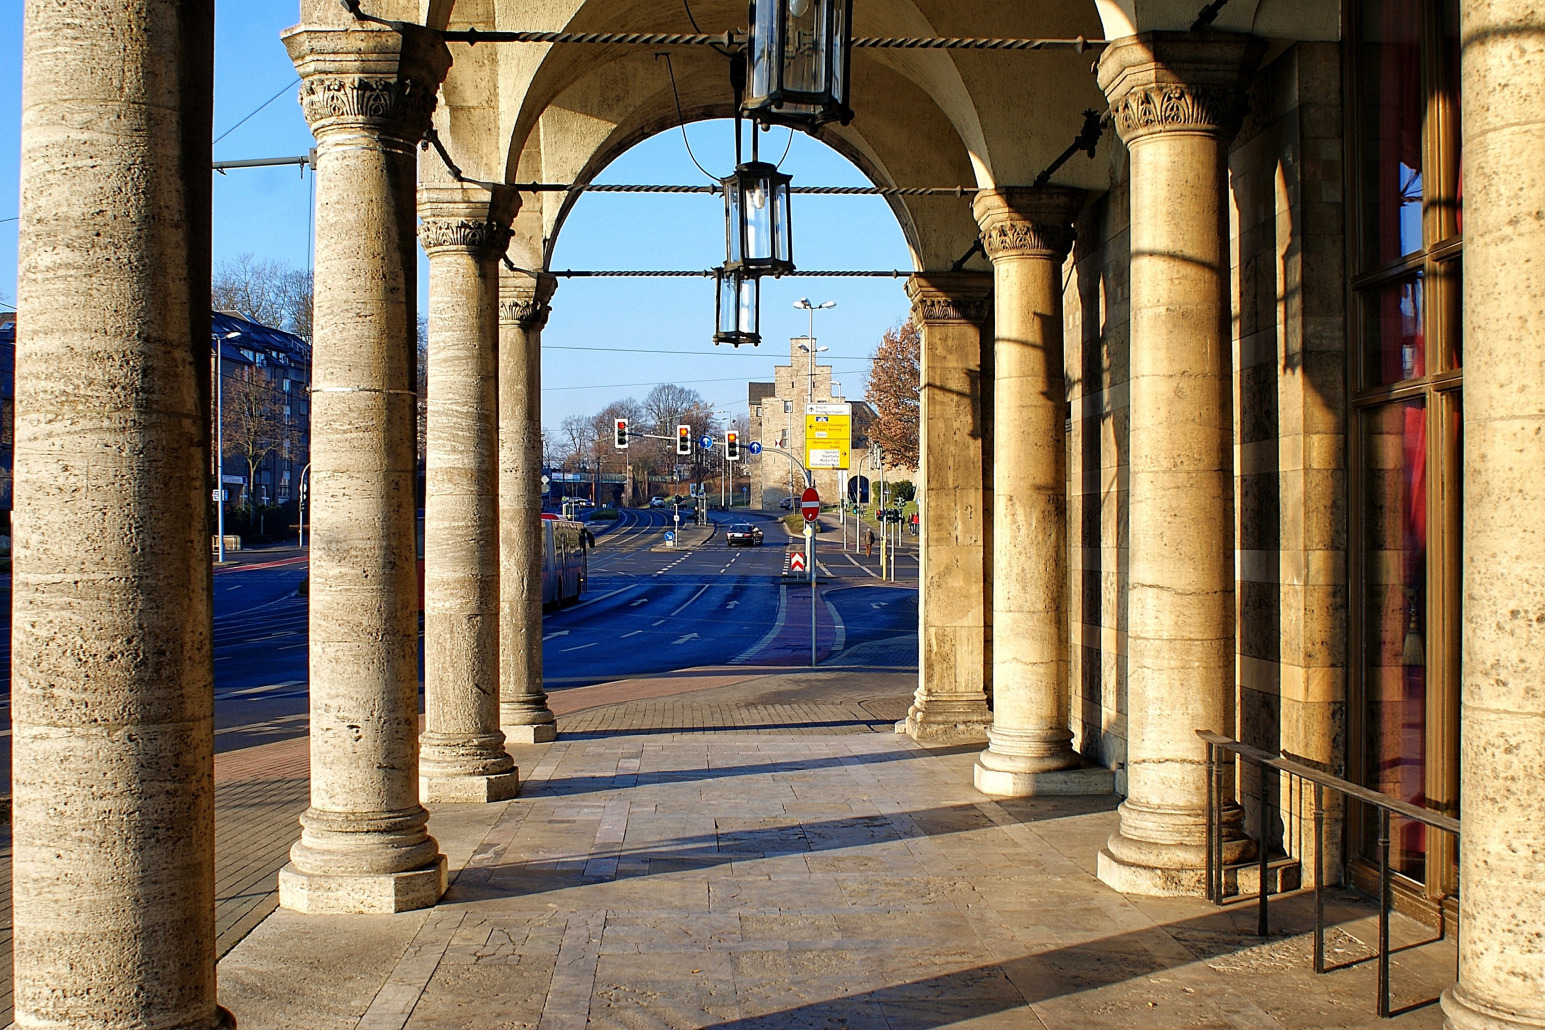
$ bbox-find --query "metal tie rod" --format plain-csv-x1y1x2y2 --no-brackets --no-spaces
441,27,1102,51
546,269,910,278
508,182,979,196
212,154,316,173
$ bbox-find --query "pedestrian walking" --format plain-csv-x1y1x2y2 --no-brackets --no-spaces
910,512,919,536
865,527,875,558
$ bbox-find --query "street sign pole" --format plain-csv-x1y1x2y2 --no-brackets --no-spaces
806,522,817,667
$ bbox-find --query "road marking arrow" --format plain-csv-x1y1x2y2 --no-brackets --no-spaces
725,600,739,609
871,602,888,609
629,598,650,607
542,630,570,641
672,633,700,645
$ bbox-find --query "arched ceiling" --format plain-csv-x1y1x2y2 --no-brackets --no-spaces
348,0,1343,267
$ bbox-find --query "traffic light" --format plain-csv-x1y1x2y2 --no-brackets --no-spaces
614,418,629,449
725,430,740,461
676,424,691,456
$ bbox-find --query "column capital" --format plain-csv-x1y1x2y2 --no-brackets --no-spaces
499,272,558,330
905,271,993,327
282,25,451,146
1097,32,1265,145
419,184,519,261
971,187,1087,263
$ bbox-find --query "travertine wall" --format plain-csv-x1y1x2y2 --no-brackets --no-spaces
1064,147,1132,793
1229,42,1349,882
1064,43,1348,865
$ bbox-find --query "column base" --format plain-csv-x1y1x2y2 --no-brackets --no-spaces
503,722,556,744
974,757,1114,797
1442,987,1545,1030
278,855,447,914
420,768,520,804
900,698,993,746
1097,800,1254,896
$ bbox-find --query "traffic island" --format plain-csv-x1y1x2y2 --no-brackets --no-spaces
650,520,717,551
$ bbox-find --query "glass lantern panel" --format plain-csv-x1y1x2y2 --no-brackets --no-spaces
718,272,740,333
830,0,848,103
750,0,779,101
739,276,760,337
784,0,827,95
772,180,792,265
744,177,775,263
725,183,744,264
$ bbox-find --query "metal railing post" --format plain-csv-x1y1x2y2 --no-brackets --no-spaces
1258,761,1270,937
1204,740,1216,904
1313,781,1325,974
1378,808,1391,1018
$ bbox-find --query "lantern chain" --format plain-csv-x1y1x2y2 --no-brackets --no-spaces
437,27,1103,52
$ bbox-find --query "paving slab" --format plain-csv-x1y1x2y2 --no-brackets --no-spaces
215,675,1458,1030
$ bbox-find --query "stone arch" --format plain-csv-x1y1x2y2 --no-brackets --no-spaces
432,0,1124,269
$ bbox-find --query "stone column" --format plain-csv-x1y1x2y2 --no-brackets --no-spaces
13,4,231,1027
904,272,995,745
418,185,521,803
1442,3,1545,1026
279,24,450,914
499,273,559,742
1095,33,1263,894
971,188,1115,797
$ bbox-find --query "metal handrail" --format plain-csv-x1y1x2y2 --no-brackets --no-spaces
1197,729,1460,1019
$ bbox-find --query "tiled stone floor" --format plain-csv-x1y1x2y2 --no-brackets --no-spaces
220,714,1459,1030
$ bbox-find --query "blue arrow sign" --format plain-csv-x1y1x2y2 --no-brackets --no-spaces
748,442,763,455
700,435,714,450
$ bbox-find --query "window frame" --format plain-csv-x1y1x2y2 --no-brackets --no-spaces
1343,0,1463,915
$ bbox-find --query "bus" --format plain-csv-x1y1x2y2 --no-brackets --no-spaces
416,512,590,610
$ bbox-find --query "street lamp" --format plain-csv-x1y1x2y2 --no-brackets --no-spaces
723,160,794,278
744,0,855,130
212,329,241,564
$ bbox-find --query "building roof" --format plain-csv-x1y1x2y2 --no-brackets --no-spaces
211,311,311,370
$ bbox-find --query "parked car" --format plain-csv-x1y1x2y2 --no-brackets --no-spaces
649,496,666,507
726,523,764,547
778,498,793,510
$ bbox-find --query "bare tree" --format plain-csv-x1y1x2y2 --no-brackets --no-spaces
866,319,921,470
559,414,596,464
222,364,294,508
212,254,313,340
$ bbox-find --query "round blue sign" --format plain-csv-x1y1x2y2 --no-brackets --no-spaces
699,435,714,450
748,441,763,455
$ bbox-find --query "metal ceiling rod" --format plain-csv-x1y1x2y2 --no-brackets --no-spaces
547,269,909,278
508,182,979,196
212,154,316,173
338,9,1101,52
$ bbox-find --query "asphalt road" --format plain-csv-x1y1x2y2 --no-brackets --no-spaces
0,507,921,781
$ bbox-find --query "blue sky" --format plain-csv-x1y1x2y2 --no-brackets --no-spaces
0,5,913,434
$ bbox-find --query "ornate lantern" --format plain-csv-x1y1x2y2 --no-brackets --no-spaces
723,160,794,278
744,0,855,129
714,266,761,347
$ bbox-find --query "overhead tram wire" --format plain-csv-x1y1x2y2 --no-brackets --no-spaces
213,77,303,147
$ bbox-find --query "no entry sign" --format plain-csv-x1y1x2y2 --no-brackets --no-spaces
801,487,821,522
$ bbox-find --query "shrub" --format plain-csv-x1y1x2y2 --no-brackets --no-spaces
590,508,620,520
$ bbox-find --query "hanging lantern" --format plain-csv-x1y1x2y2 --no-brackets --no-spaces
723,160,794,277
744,0,854,129
714,266,761,347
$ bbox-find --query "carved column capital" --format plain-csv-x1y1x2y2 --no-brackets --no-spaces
905,271,993,327
419,184,519,261
419,219,513,259
1097,32,1265,145
499,273,559,330
283,25,451,145
971,187,1087,263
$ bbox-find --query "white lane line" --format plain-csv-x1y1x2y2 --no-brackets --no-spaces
844,553,880,579
214,680,306,701
651,619,665,627
560,642,599,652
669,585,709,616
730,584,788,665
562,586,633,613
619,630,643,639
824,597,846,652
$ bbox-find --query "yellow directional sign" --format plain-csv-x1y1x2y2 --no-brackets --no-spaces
805,402,852,470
